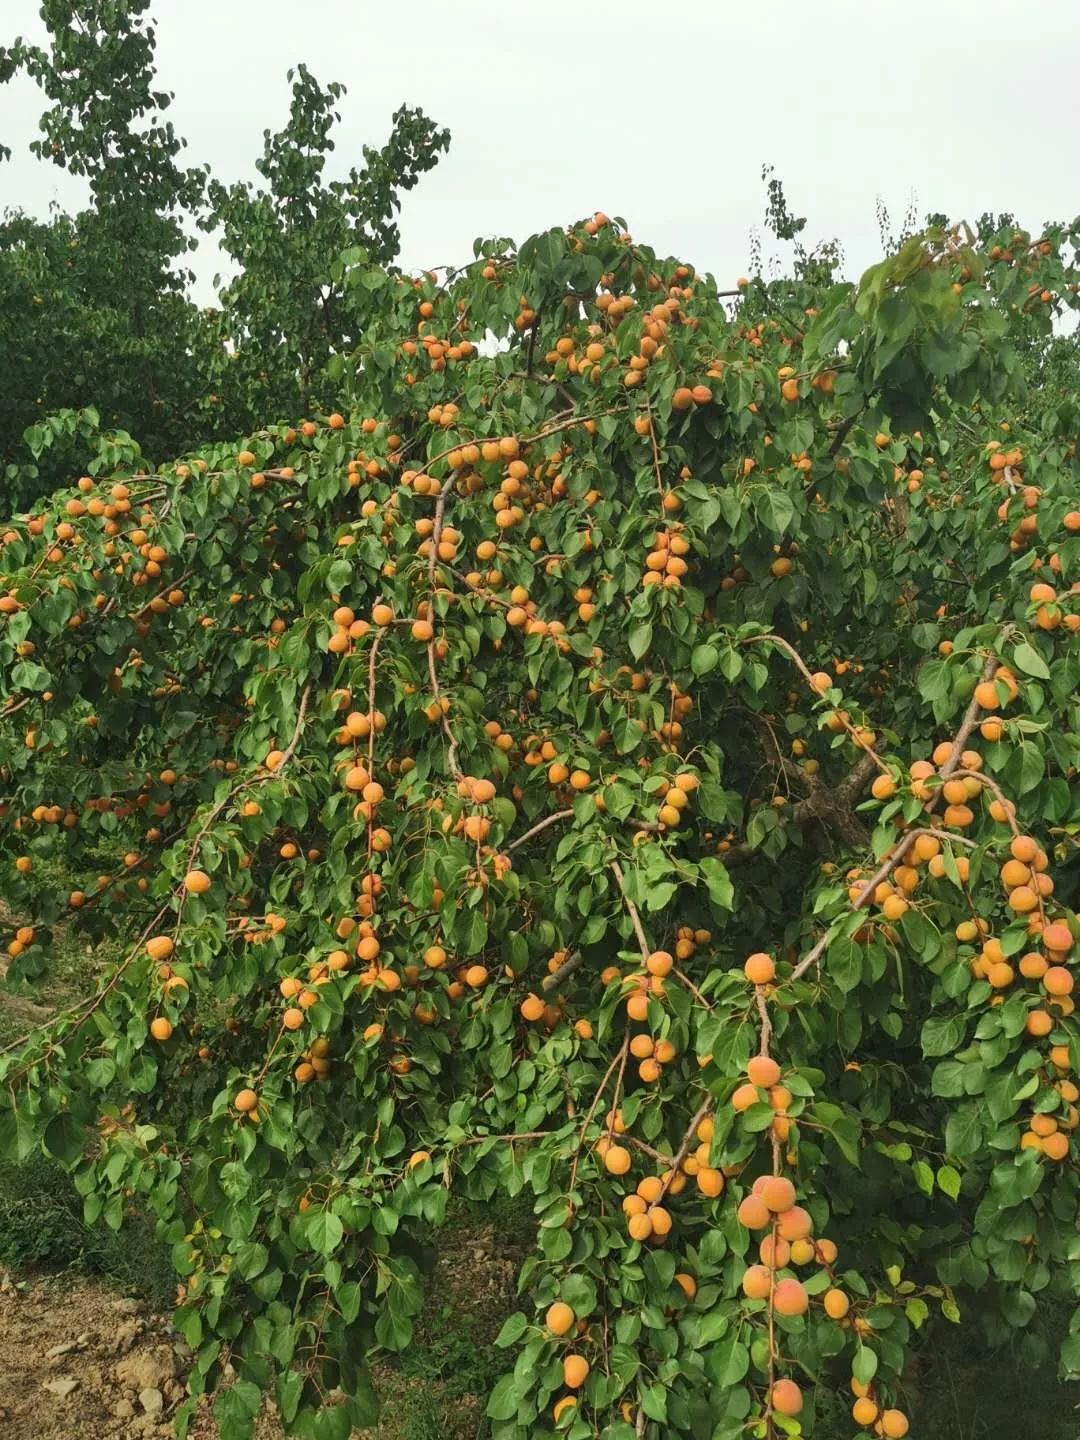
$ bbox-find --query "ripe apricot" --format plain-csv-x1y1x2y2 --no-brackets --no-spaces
758,1175,796,1212
744,952,775,984
772,1278,809,1316
646,949,673,976
626,992,650,1022
546,1301,575,1336
697,1167,724,1197
771,1379,803,1416
628,1212,653,1241
742,1264,772,1299
747,1055,781,1088
777,1205,812,1240
1044,966,1075,997
852,1397,879,1426
737,1193,771,1229
649,1205,672,1237
674,1272,696,1301
563,1354,589,1389
603,1144,631,1175
823,1287,850,1319
1042,922,1073,954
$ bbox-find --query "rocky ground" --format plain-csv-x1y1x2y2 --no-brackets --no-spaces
0,1272,190,1439
0,1216,522,1440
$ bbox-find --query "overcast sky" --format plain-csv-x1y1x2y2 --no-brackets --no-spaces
3,0,1080,304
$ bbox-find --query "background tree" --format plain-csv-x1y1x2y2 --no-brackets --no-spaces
0,0,208,489
201,64,448,433
0,1,448,505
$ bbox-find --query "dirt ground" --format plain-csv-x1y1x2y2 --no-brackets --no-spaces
0,1215,522,1440
0,1271,195,1440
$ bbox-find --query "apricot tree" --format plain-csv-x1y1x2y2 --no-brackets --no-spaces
1,209,1080,1440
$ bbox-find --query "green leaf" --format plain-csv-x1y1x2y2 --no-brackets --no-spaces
234,1241,268,1279
921,1015,966,1058
640,1382,668,1422
852,1346,878,1385
1006,739,1044,796
10,660,52,691
827,937,863,994
945,1105,983,1158
494,1312,528,1348
485,1374,521,1421
691,642,719,677
1012,642,1050,680
43,1112,85,1167
629,622,652,660
306,1210,344,1255
699,857,734,911
755,488,796,534
912,1159,934,1197
709,1333,750,1386
905,1297,929,1329
937,1164,961,1200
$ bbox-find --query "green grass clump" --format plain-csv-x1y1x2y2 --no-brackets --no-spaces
0,1151,174,1304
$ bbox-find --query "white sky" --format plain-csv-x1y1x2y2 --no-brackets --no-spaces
3,0,1080,304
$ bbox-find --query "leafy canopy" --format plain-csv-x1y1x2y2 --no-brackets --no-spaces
1,203,1079,1439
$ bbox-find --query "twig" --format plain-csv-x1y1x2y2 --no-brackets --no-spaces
542,949,584,992
672,966,714,1012
275,683,314,771
610,860,650,961
755,989,773,1057
657,1096,713,1202
505,809,574,854
789,931,831,984
624,1135,676,1168
454,1130,552,1147
937,653,998,781
567,1032,630,1196
741,634,890,776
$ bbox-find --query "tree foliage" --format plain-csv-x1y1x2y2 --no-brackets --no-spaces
0,1,448,505
1,197,1080,1440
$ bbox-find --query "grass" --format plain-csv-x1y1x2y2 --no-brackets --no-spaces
0,1150,175,1305
364,1194,533,1440
912,1319,1080,1439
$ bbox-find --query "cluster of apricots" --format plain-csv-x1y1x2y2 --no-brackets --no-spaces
608,1108,729,1243
987,438,1080,571
1027,578,1080,634
544,1299,597,1427
733,1167,911,1429
0,477,191,638
641,526,692,591
1021,1041,1080,1162
648,768,699,832
398,315,477,386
